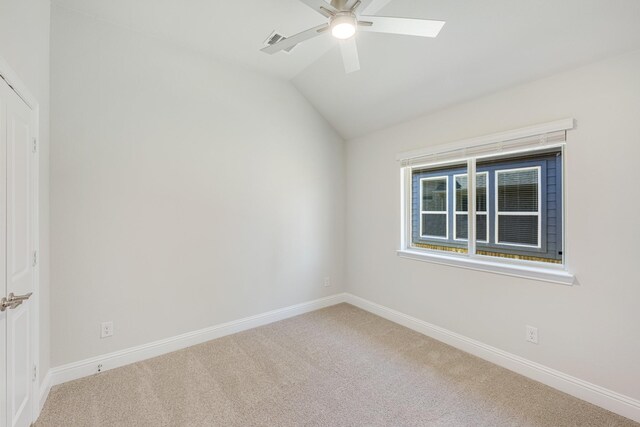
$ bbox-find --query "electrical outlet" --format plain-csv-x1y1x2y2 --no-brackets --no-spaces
526,325,538,344
101,321,113,338
97,364,103,373
323,277,331,287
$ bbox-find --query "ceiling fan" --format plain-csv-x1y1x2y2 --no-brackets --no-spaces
260,0,445,73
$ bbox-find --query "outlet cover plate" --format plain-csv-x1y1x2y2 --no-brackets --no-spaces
526,325,538,344
101,321,114,338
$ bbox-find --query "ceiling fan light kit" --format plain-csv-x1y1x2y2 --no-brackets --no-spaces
261,0,445,73
331,13,357,39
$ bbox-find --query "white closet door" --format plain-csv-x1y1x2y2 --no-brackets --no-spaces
0,75,8,427
1,77,35,427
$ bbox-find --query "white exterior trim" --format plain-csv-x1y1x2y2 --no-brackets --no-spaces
419,176,449,240
453,172,467,241
344,294,640,424
453,172,488,243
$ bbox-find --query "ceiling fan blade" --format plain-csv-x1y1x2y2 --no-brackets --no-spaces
340,38,360,74
357,0,391,14
299,0,338,18
261,24,330,54
358,16,445,37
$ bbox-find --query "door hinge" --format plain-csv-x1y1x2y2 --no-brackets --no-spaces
32,364,37,381
32,137,37,154
32,250,37,267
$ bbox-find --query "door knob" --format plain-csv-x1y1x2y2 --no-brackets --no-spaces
0,292,33,312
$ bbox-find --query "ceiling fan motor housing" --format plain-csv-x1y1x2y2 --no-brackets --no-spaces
330,0,350,10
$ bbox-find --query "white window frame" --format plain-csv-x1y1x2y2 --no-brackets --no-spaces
453,172,488,243
494,166,542,248
397,118,575,286
419,176,449,240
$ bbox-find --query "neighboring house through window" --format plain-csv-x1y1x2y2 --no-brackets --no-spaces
411,150,561,263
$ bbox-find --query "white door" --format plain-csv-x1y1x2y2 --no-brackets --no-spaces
0,77,36,427
0,74,7,427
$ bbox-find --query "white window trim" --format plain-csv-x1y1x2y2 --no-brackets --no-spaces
494,166,542,249
398,119,574,286
453,172,488,243
396,248,574,285
419,176,449,240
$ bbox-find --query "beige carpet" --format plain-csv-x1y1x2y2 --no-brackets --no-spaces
37,304,637,426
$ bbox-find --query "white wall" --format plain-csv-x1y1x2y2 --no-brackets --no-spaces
50,6,345,366
0,0,51,387
346,50,640,400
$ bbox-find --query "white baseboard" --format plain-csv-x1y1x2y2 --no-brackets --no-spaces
47,293,347,388
344,293,640,423
38,370,52,415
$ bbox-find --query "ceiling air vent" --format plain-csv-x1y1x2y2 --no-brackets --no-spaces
264,31,296,53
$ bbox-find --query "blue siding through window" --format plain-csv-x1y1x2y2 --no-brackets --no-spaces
411,151,562,261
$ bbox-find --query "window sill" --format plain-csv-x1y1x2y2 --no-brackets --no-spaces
396,249,574,285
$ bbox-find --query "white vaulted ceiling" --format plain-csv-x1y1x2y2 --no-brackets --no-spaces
53,0,640,139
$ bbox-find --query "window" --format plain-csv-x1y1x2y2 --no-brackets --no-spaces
412,163,467,253
409,150,561,263
454,172,488,242
398,119,574,284
495,167,540,247
420,176,448,239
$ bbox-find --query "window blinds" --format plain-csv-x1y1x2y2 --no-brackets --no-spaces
398,118,573,168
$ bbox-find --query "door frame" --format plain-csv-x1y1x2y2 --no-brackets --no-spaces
0,54,41,424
